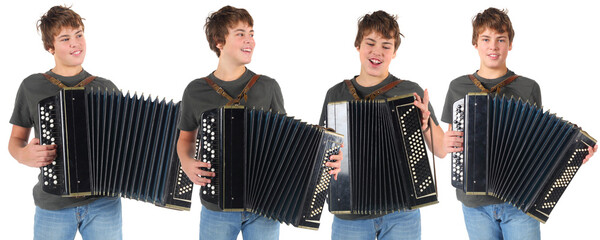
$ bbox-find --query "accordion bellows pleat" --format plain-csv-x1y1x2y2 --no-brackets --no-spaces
38,88,192,210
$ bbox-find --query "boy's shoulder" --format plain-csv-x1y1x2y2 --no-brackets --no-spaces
255,73,278,85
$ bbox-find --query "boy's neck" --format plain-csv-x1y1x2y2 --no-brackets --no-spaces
356,72,389,87
477,66,508,79
51,65,83,77
214,61,246,82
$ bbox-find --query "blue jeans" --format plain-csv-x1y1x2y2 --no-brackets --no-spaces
331,209,421,240
462,203,540,240
199,206,280,240
34,197,122,240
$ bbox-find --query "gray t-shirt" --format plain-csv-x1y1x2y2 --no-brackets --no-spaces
440,70,542,208
10,70,118,210
178,68,285,211
319,74,439,220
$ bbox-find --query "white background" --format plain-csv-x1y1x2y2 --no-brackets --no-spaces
1,0,598,239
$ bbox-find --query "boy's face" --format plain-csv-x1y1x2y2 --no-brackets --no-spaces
475,27,512,71
50,26,86,71
357,31,396,80
217,22,255,65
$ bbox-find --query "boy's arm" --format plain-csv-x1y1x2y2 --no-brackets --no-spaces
8,125,56,167
176,129,215,186
413,90,447,158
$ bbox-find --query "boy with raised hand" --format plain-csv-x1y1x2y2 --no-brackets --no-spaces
176,5,342,240
441,7,597,240
8,6,121,240
319,10,446,240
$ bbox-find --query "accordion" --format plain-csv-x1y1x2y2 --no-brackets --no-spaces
197,106,343,229
326,95,438,215
451,93,596,222
37,88,193,210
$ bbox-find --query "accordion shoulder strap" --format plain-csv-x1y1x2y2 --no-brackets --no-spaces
468,74,519,93
344,80,361,100
204,74,261,106
344,79,404,100
42,73,97,89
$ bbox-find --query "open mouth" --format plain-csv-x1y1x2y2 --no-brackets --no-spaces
71,50,83,56
369,58,382,65
488,53,499,59
242,48,252,53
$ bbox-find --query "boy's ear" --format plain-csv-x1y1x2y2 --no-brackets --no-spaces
216,39,225,51
48,48,55,55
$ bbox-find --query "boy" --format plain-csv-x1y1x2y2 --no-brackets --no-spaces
8,6,122,240
441,7,597,240
176,5,342,239
319,10,446,240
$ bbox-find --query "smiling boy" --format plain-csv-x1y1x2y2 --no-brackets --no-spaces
441,7,596,240
319,10,445,240
176,5,342,239
8,6,121,240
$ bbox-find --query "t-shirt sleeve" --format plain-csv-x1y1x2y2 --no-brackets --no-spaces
178,83,200,131
319,90,332,127
270,80,286,114
441,81,457,124
531,81,542,107
9,81,33,128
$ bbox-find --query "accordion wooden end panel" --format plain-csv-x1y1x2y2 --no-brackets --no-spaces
37,88,193,210
327,95,438,215
197,106,343,230
451,93,596,223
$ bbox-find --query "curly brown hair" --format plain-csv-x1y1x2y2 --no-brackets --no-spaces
472,7,514,46
204,6,253,57
37,5,84,51
354,10,403,52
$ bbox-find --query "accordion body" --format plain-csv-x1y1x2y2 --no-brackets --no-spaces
37,88,193,210
451,93,596,222
326,95,438,215
197,106,343,229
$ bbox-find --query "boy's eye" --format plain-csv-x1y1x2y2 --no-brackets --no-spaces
499,39,505,42
61,38,69,42
383,46,390,50
367,43,375,46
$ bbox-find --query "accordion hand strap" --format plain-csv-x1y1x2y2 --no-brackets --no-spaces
344,79,404,100
42,73,97,89
204,74,261,106
468,74,519,93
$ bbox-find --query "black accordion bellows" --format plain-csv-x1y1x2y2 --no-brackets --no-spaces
197,106,343,230
326,95,438,215
37,88,193,210
451,93,596,223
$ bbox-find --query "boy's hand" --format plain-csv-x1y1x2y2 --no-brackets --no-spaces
326,144,343,180
18,138,56,168
413,90,431,131
443,125,464,153
583,145,598,165
180,155,215,186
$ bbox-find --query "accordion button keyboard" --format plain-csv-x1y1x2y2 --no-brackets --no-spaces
198,113,220,198
451,100,465,189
